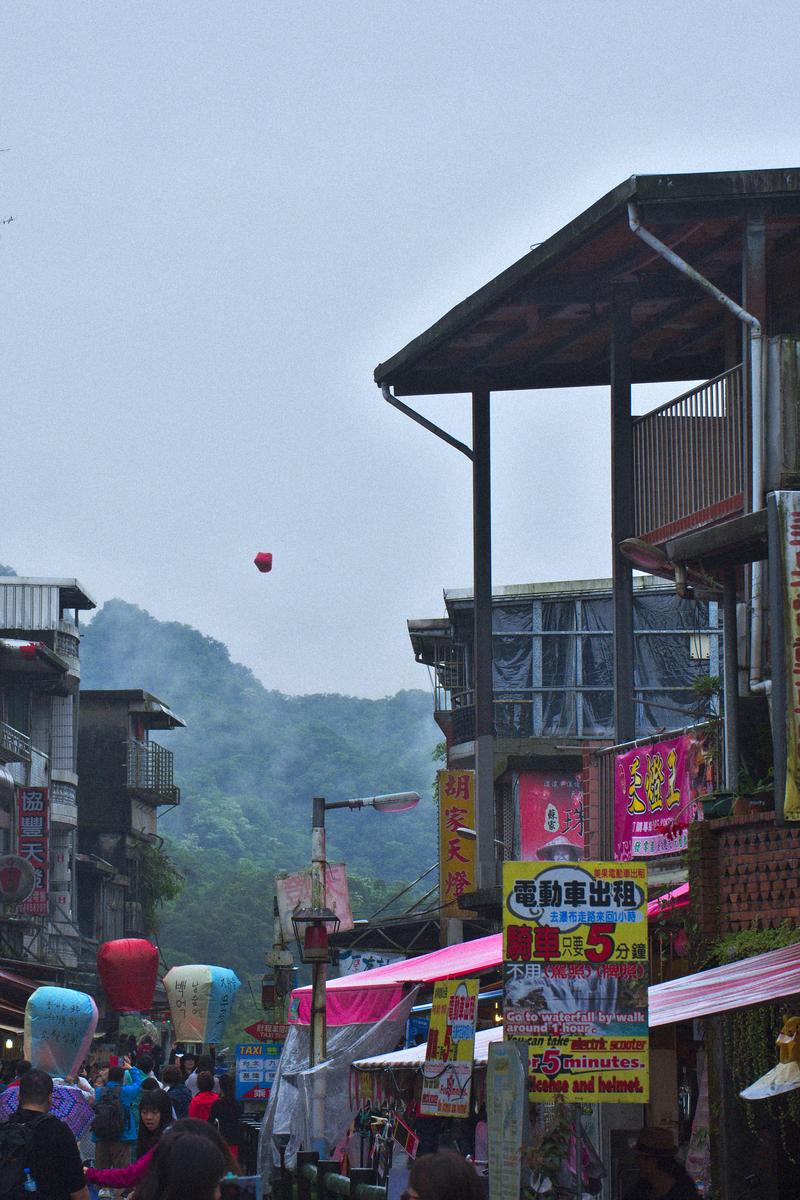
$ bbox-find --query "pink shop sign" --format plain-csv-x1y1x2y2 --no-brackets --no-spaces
614,735,702,860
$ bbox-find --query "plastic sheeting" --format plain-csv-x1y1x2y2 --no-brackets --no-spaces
488,591,714,739
258,988,418,1191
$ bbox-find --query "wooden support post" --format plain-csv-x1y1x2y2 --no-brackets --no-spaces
472,388,496,888
297,1150,319,1200
722,569,740,790
350,1166,378,1193
611,285,636,742
316,1159,339,1199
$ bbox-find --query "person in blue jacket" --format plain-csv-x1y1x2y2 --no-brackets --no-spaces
92,1063,143,1169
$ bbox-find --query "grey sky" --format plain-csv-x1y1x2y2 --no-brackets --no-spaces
2,3,798,697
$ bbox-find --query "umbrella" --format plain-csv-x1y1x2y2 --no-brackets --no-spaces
0,1083,95,1140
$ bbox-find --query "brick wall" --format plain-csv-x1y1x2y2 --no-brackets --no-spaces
689,811,800,947
582,741,613,859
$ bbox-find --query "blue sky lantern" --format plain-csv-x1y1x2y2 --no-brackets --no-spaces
25,987,98,1078
163,965,241,1045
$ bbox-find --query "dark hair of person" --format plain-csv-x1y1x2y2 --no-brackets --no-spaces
407,1150,486,1200
137,1053,154,1075
196,1055,214,1072
107,1065,125,1083
162,1064,181,1086
132,1128,228,1200
140,1077,161,1092
136,1087,173,1157
196,1070,215,1093
15,1060,32,1078
217,1072,236,1102
19,1069,53,1108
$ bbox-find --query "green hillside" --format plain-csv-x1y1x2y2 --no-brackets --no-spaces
79,599,440,984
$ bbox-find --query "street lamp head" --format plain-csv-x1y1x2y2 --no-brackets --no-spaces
369,791,421,813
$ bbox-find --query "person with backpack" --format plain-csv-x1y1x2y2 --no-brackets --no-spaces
160,1066,190,1120
91,1065,141,1169
0,1068,88,1200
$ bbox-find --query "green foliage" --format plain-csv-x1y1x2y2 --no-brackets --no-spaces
705,921,799,968
80,599,440,1000
706,922,800,1156
139,841,183,932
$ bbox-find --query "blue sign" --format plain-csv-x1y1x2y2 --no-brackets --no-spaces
235,1042,282,1102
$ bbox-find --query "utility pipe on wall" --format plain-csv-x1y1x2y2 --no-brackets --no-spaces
626,204,767,694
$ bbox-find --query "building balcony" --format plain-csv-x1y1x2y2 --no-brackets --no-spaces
126,739,180,806
633,364,746,546
0,721,31,765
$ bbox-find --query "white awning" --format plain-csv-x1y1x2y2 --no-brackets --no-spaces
352,1024,503,1071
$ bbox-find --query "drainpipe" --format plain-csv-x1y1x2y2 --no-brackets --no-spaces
626,203,767,694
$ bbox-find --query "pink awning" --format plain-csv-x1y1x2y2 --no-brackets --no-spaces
649,941,800,1027
292,931,800,1028
647,882,689,919
291,933,503,1026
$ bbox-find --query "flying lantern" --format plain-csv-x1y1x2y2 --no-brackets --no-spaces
97,939,160,1014
163,965,241,1044
25,987,98,1078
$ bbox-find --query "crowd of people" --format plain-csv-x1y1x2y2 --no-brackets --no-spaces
0,1044,244,1200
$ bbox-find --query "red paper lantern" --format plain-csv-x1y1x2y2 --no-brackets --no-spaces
97,938,159,1013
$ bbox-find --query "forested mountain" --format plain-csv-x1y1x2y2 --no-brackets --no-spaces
80,600,440,985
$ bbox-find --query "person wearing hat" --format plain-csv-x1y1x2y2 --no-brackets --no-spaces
624,1127,699,1199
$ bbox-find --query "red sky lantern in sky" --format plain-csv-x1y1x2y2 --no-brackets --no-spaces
97,938,160,1013
254,552,273,573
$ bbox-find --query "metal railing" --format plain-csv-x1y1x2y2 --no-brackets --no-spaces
0,720,31,764
290,1151,386,1200
633,364,745,544
126,739,180,804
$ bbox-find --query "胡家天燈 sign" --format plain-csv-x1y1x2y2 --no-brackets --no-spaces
437,770,476,916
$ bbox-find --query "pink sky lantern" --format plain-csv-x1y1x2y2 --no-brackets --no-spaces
254,552,273,573
97,939,160,1013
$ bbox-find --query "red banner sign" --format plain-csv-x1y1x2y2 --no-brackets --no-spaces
244,1020,289,1042
519,772,584,860
614,735,702,858
17,787,49,916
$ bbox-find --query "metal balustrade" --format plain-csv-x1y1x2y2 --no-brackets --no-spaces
126,738,180,804
0,720,31,763
633,365,745,544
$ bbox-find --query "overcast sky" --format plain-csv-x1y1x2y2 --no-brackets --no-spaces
2,3,798,698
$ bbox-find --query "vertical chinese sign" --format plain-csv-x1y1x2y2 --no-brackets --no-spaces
778,492,800,820
420,977,478,1117
17,787,49,916
519,771,584,859
614,735,703,858
502,860,649,1102
437,770,476,914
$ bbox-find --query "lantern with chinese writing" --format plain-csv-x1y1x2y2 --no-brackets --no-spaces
24,987,98,1078
97,939,160,1014
163,965,240,1044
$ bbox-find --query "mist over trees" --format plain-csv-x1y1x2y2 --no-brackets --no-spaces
79,599,440,985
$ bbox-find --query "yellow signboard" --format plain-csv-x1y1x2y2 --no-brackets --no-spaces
420,977,479,1118
437,770,476,915
502,860,649,1103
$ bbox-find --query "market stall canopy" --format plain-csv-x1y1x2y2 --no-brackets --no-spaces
647,882,689,919
291,933,503,1025
353,1024,503,1071
649,941,800,1027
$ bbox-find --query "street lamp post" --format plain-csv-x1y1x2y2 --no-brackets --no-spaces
292,791,420,1154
